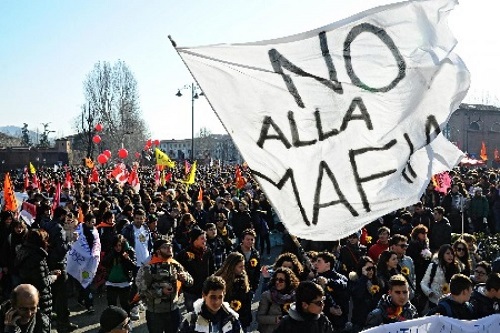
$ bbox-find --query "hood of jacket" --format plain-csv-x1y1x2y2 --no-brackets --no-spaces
192,298,239,319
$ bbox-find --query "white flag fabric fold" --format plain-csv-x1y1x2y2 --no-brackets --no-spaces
176,0,469,240
362,314,500,333
66,224,101,288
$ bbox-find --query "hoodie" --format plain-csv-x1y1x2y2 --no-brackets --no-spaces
273,303,334,333
178,298,243,333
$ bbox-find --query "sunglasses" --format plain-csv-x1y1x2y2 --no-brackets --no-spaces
275,278,286,283
366,266,375,271
474,269,486,276
455,247,466,252
397,244,409,248
309,297,326,307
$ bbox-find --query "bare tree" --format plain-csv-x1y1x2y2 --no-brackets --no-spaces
196,127,216,162
74,60,149,161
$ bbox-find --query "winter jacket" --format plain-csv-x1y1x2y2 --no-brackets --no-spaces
136,255,193,313
429,219,452,252
0,299,50,333
101,246,137,283
427,294,475,319
470,284,500,318
365,294,418,328
468,195,489,219
15,243,53,316
420,261,451,305
338,243,366,276
257,289,295,333
178,298,243,333
225,276,253,328
273,303,334,333
234,245,261,292
175,246,215,297
368,240,389,262
348,272,382,328
41,219,69,270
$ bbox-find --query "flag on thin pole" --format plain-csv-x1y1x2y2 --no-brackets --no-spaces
2,173,18,212
197,187,204,201
52,182,61,212
480,141,488,161
494,148,500,162
155,148,175,168
181,161,197,185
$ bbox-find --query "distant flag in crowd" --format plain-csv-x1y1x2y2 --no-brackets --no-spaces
154,166,161,186
431,172,452,194
29,162,36,174
155,148,175,168
64,170,73,189
235,165,246,190
164,172,172,183
77,206,84,223
90,167,99,183
52,182,61,212
110,163,128,184
20,201,37,226
181,161,197,185
31,172,40,189
2,172,18,212
480,141,488,161
184,160,192,176
197,187,203,201
128,165,140,193
23,167,30,190
495,148,500,162
85,157,95,169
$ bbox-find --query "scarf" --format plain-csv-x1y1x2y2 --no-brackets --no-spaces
270,287,295,305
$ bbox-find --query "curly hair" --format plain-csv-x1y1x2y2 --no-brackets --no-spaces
274,252,304,277
410,224,428,241
269,267,300,293
215,252,250,297
25,228,49,251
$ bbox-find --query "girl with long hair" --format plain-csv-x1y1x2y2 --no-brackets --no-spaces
215,252,252,331
453,238,472,276
376,250,400,295
420,244,460,307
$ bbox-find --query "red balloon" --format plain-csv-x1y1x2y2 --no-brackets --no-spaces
95,123,103,132
153,139,160,146
103,149,112,158
92,135,101,144
135,152,141,159
146,139,152,147
97,154,108,164
118,148,128,159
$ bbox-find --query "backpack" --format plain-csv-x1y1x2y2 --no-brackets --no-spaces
428,262,438,288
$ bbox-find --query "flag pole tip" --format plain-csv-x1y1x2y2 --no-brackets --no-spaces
168,35,177,48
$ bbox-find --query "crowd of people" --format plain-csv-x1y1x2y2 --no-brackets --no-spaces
0,163,499,333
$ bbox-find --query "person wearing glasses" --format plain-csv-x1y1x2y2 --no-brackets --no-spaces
178,275,244,333
389,234,416,299
349,256,382,333
273,281,334,333
470,272,500,318
453,239,472,277
471,261,491,285
365,274,418,328
257,267,300,333
98,306,131,333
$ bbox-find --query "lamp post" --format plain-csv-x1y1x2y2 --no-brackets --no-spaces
176,83,203,161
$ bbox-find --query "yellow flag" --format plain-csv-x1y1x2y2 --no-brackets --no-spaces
29,162,36,174
155,148,175,168
85,157,95,169
181,161,197,185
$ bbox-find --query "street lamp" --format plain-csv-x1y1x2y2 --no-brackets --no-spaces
176,83,203,161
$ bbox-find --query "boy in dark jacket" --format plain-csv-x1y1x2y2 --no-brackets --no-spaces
427,273,475,319
470,272,500,318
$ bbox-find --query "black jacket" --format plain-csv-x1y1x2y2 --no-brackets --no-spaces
470,284,499,318
0,300,50,333
365,294,418,328
175,246,215,296
15,244,52,316
273,303,334,333
427,295,475,320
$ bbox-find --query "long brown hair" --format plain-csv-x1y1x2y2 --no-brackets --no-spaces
215,252,250,297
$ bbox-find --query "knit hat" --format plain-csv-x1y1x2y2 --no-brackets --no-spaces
153,237,172,252
99,306,128,333
189,226,204,243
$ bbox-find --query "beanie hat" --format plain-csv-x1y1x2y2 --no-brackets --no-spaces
189,226,204,243
99,306,128,333
153,238,172,252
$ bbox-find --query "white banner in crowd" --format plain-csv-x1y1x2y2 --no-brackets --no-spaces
66,224,101,288
176,0,470,240
361,314,500,333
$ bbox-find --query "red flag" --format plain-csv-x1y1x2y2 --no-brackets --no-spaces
23,167,30,191
480,141,488,161
31,173,40,189
22,201,37,219
495,148,500,162
90,167,99,183
197,187,203,201
164,172,172,183
52,182,61,212
235,165,246,190
110,163,128,184
3,173,18,212
64,170,73,189
432,172,452,194
128,166,140,193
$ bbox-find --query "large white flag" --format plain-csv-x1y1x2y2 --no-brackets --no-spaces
175,0,469,240
67,224,101,288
